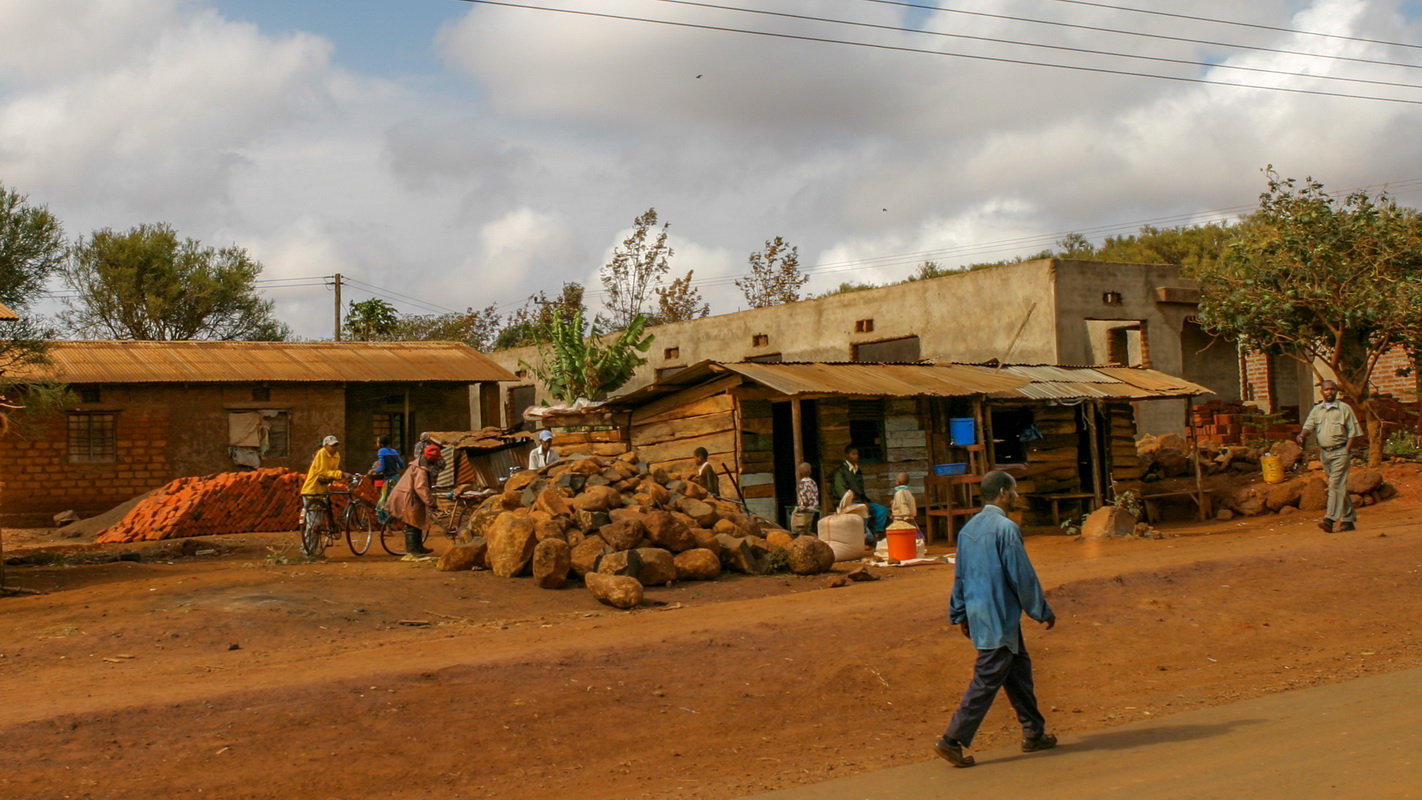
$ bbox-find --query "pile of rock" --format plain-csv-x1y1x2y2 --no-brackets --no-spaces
1215,467,1397,520
1137,435,1310,481
434,451,837,609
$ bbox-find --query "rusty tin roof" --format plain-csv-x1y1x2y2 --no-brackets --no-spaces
610,360,1209,406
0,301,17,321
13,340,516,384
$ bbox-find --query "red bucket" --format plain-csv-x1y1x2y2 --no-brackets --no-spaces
886,527,917,561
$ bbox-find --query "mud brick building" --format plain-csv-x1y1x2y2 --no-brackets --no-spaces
491,258,1242,437
0,341,513,525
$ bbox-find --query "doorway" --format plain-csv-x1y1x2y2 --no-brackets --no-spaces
772,400,820,525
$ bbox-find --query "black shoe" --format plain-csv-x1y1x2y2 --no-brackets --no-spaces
1318,518,1334,533
932,737,975,768
1022,733,1058,753
1336,521,1356,532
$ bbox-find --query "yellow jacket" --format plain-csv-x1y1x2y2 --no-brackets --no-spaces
302,447,344,495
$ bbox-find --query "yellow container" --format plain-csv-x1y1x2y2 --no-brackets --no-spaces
1260,454,1284,484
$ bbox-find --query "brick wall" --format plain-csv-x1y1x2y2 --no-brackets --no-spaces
0,384,345,526
1370,346,1418,401
1241,351,1271,408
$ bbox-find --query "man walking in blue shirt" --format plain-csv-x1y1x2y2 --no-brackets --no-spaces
934,469,1057,768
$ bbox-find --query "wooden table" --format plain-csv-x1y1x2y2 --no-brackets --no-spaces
924,473,983,546
1027,492,1098,526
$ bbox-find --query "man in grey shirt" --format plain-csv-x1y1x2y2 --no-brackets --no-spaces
1296,380,1364,533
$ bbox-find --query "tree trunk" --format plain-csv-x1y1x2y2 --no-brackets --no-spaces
1364,398,1385,468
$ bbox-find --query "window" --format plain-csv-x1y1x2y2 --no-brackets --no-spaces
77,388,102,404
664,346,680,360
854,318,874,333
373,412,406,455
68,412,117,464
853,336,921,363
752,333,769,347
228,410,291,457
745,352,782,363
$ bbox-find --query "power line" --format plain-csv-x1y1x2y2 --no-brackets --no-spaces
642,0,1422,93
853,0,1422,73
1040,0,1422,52
457,0,1422,106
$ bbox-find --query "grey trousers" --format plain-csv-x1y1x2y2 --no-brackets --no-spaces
944,632,1046,747
1320,446,1356,524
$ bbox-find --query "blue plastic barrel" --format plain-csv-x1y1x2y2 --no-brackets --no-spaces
949,418,976,446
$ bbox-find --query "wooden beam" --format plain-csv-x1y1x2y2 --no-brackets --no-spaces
792,398,804,471
1086,401,1103,508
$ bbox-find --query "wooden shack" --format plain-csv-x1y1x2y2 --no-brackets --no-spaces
604,361,1208,534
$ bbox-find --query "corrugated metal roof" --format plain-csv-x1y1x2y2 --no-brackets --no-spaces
10,340,516,384
608,360,1209,407
0,301,17,321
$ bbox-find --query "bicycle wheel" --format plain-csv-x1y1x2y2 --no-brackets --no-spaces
345,501,377,555
302,517,331,557
380,518,406,556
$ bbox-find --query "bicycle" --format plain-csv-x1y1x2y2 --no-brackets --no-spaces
301,474,380,557
379,483,492,556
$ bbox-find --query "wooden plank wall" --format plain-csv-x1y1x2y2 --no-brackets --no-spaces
1011,403,1082,497
629,378,738,477
1107,401,1143,486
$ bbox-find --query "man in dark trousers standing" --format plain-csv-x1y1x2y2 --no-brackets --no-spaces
934,469,1057,768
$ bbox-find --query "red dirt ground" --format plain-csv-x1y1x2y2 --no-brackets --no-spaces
2,465,1421,799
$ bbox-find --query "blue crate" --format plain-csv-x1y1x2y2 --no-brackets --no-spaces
932,463,968,476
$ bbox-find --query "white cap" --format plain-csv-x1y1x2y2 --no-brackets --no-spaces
322,435,340,446
538,429,554,442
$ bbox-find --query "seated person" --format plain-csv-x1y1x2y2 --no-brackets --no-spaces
831,445,890,545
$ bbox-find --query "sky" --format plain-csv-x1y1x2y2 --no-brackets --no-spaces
3,0,1422,340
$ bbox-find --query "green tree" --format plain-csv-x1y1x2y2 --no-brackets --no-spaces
520,308,652,403
810,280,879,299
343,298,399,341
61,224,289,341
904,261,951,281
600,209,672,331
1,183,65,379
390,304,503,351
1189,169,1422,465
738,236,808,308
495,282,585,350
1087,223,1236,270
647,270,709,325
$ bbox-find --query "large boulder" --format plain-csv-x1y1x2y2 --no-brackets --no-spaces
534,488,573,519
765,529,795,551
585,572,643,609
437,539,487,572
631,547,678,586
486,511,538,577
570,536,610,577
1265,479,1306,511
574,509,611,533
572,485,623,513
532,538,572,589
673,548,721,581
643,510,697,553
788,535,835,575
1157,433,1187,452
1271,440,1305,471
534,517,568,542
599,519,646,551
675,496,719,528
1346,469,1385,495
1155,450,1190,478
1080,506,1136,539
639,479,671,507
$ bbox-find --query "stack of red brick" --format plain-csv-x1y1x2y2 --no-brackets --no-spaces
96,468,309,543
1191,400,1302,446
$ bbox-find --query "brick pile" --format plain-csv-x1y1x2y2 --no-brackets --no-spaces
1192,400,1302,445
95,468,312,543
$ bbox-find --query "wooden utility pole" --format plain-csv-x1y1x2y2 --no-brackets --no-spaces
332,273,343,341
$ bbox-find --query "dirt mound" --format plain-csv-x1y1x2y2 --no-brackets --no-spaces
56,489,157,540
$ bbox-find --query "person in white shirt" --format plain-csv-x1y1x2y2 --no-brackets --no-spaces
529,429,559,470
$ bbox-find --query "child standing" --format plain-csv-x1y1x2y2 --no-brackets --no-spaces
890,471,926,557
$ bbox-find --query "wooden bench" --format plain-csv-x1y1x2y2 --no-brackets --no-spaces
1026,492,1098,526
1139,489,1211,523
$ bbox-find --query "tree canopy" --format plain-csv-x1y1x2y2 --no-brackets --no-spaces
599,209,672,331
61,224,290,341
343,298,400,341
0,183,64,376
647,269,709,325
738,236,808,308
1189,169,1422,461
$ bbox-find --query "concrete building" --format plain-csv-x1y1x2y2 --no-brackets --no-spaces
490,258,1241,436
0,341,513,525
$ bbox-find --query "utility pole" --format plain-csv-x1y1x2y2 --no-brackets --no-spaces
332,273,343,341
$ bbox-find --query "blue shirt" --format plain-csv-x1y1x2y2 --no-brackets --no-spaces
378,447,405,478
949,504,1053,653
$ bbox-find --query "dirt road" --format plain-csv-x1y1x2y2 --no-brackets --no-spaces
2,465,1420,799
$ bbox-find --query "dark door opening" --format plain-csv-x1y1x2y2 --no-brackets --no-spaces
772,400,820,525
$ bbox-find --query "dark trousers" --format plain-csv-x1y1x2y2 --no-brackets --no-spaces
944,633,1046,747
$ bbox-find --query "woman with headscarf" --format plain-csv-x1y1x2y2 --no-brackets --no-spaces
386,443,444,558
